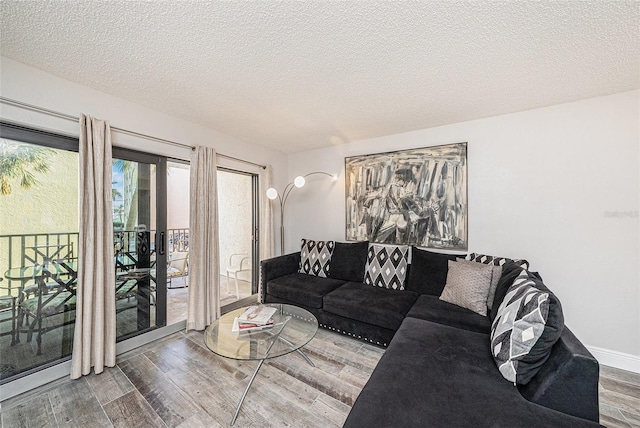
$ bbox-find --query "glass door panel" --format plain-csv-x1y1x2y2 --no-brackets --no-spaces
166,160,189,325
112,151,166,341
0,122,174,393
0,131,79,382
218,169,258,309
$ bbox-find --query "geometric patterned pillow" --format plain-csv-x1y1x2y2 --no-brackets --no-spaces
469,252,530,270
363,244,409,290
490,269,551,385
298,239,335,278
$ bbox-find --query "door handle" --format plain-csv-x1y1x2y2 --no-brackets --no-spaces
159,232,166,255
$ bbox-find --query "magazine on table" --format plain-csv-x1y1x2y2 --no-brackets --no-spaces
231,316,274,332
237,306,277,325
232,315,291,336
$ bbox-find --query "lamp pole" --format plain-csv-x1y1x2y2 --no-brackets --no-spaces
267,172,336,255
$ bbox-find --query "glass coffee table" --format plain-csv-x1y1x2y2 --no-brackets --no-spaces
204,303,318,425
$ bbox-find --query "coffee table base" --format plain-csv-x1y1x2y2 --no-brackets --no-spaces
231,340,315,426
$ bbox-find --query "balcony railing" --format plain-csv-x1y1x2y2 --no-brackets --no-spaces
0,232,78,295
1,228,189,295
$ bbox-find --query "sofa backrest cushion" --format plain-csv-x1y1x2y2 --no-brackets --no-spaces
328,241,369,282
521,271,565,383
489,261,525,322
405,247,460,296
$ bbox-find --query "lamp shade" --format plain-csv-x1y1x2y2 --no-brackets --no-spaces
294,176,305,188
266,188,278,200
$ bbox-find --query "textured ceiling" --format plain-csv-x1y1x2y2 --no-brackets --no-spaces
1,1,638,153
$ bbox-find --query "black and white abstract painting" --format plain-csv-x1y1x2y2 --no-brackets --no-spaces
345,143,467,250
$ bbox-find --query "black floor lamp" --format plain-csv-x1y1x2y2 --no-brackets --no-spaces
266,172,337,255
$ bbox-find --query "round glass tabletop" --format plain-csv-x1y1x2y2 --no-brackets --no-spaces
204,303,318,361
4,261,78,281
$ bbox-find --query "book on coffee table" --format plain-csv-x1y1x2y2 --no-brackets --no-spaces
237,306,277,325
232,316,274,333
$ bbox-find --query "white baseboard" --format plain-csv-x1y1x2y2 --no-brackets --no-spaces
587,345,640,374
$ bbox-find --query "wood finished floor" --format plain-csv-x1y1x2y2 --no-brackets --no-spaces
0,276,252,381
599,365,640,428
1,328,639,428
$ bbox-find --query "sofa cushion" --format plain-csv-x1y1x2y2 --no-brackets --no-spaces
407,294,492,334
406,247,459,296
489,261,526,322
364,244,409,290
440,260,493,316
344,317,598,428
266,273,346,309
298,239,335,277
491,269,564,385
328,241,369,282
21,291,76,316
323,282,418,331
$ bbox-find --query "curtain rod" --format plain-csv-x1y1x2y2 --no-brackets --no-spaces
0,96,266,169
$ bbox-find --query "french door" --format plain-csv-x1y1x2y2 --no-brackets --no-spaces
112,148,167,341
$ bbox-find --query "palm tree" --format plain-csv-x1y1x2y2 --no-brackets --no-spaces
113,159,139,231
0,139,55,195
112,183,123,202
112,181,126,228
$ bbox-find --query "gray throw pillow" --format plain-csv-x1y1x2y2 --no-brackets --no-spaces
457,258,502,310
439,260,493,316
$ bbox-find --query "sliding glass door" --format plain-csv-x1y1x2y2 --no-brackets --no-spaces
112,148,167,341
0,121,181,397
1,121,265,393
0,122,79,381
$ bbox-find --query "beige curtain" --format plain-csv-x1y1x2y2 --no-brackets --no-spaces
71,114,116,379
259,165,275,301
186,146,220,330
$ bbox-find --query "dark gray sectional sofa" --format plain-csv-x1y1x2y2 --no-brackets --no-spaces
260,241,601,427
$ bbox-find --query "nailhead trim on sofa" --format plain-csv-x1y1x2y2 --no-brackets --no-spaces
319,323,387,347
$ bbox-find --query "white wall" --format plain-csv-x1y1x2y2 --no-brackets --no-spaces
287,90,640,367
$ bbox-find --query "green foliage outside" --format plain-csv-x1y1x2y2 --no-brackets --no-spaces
0,140,141,234
0,139,55,195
